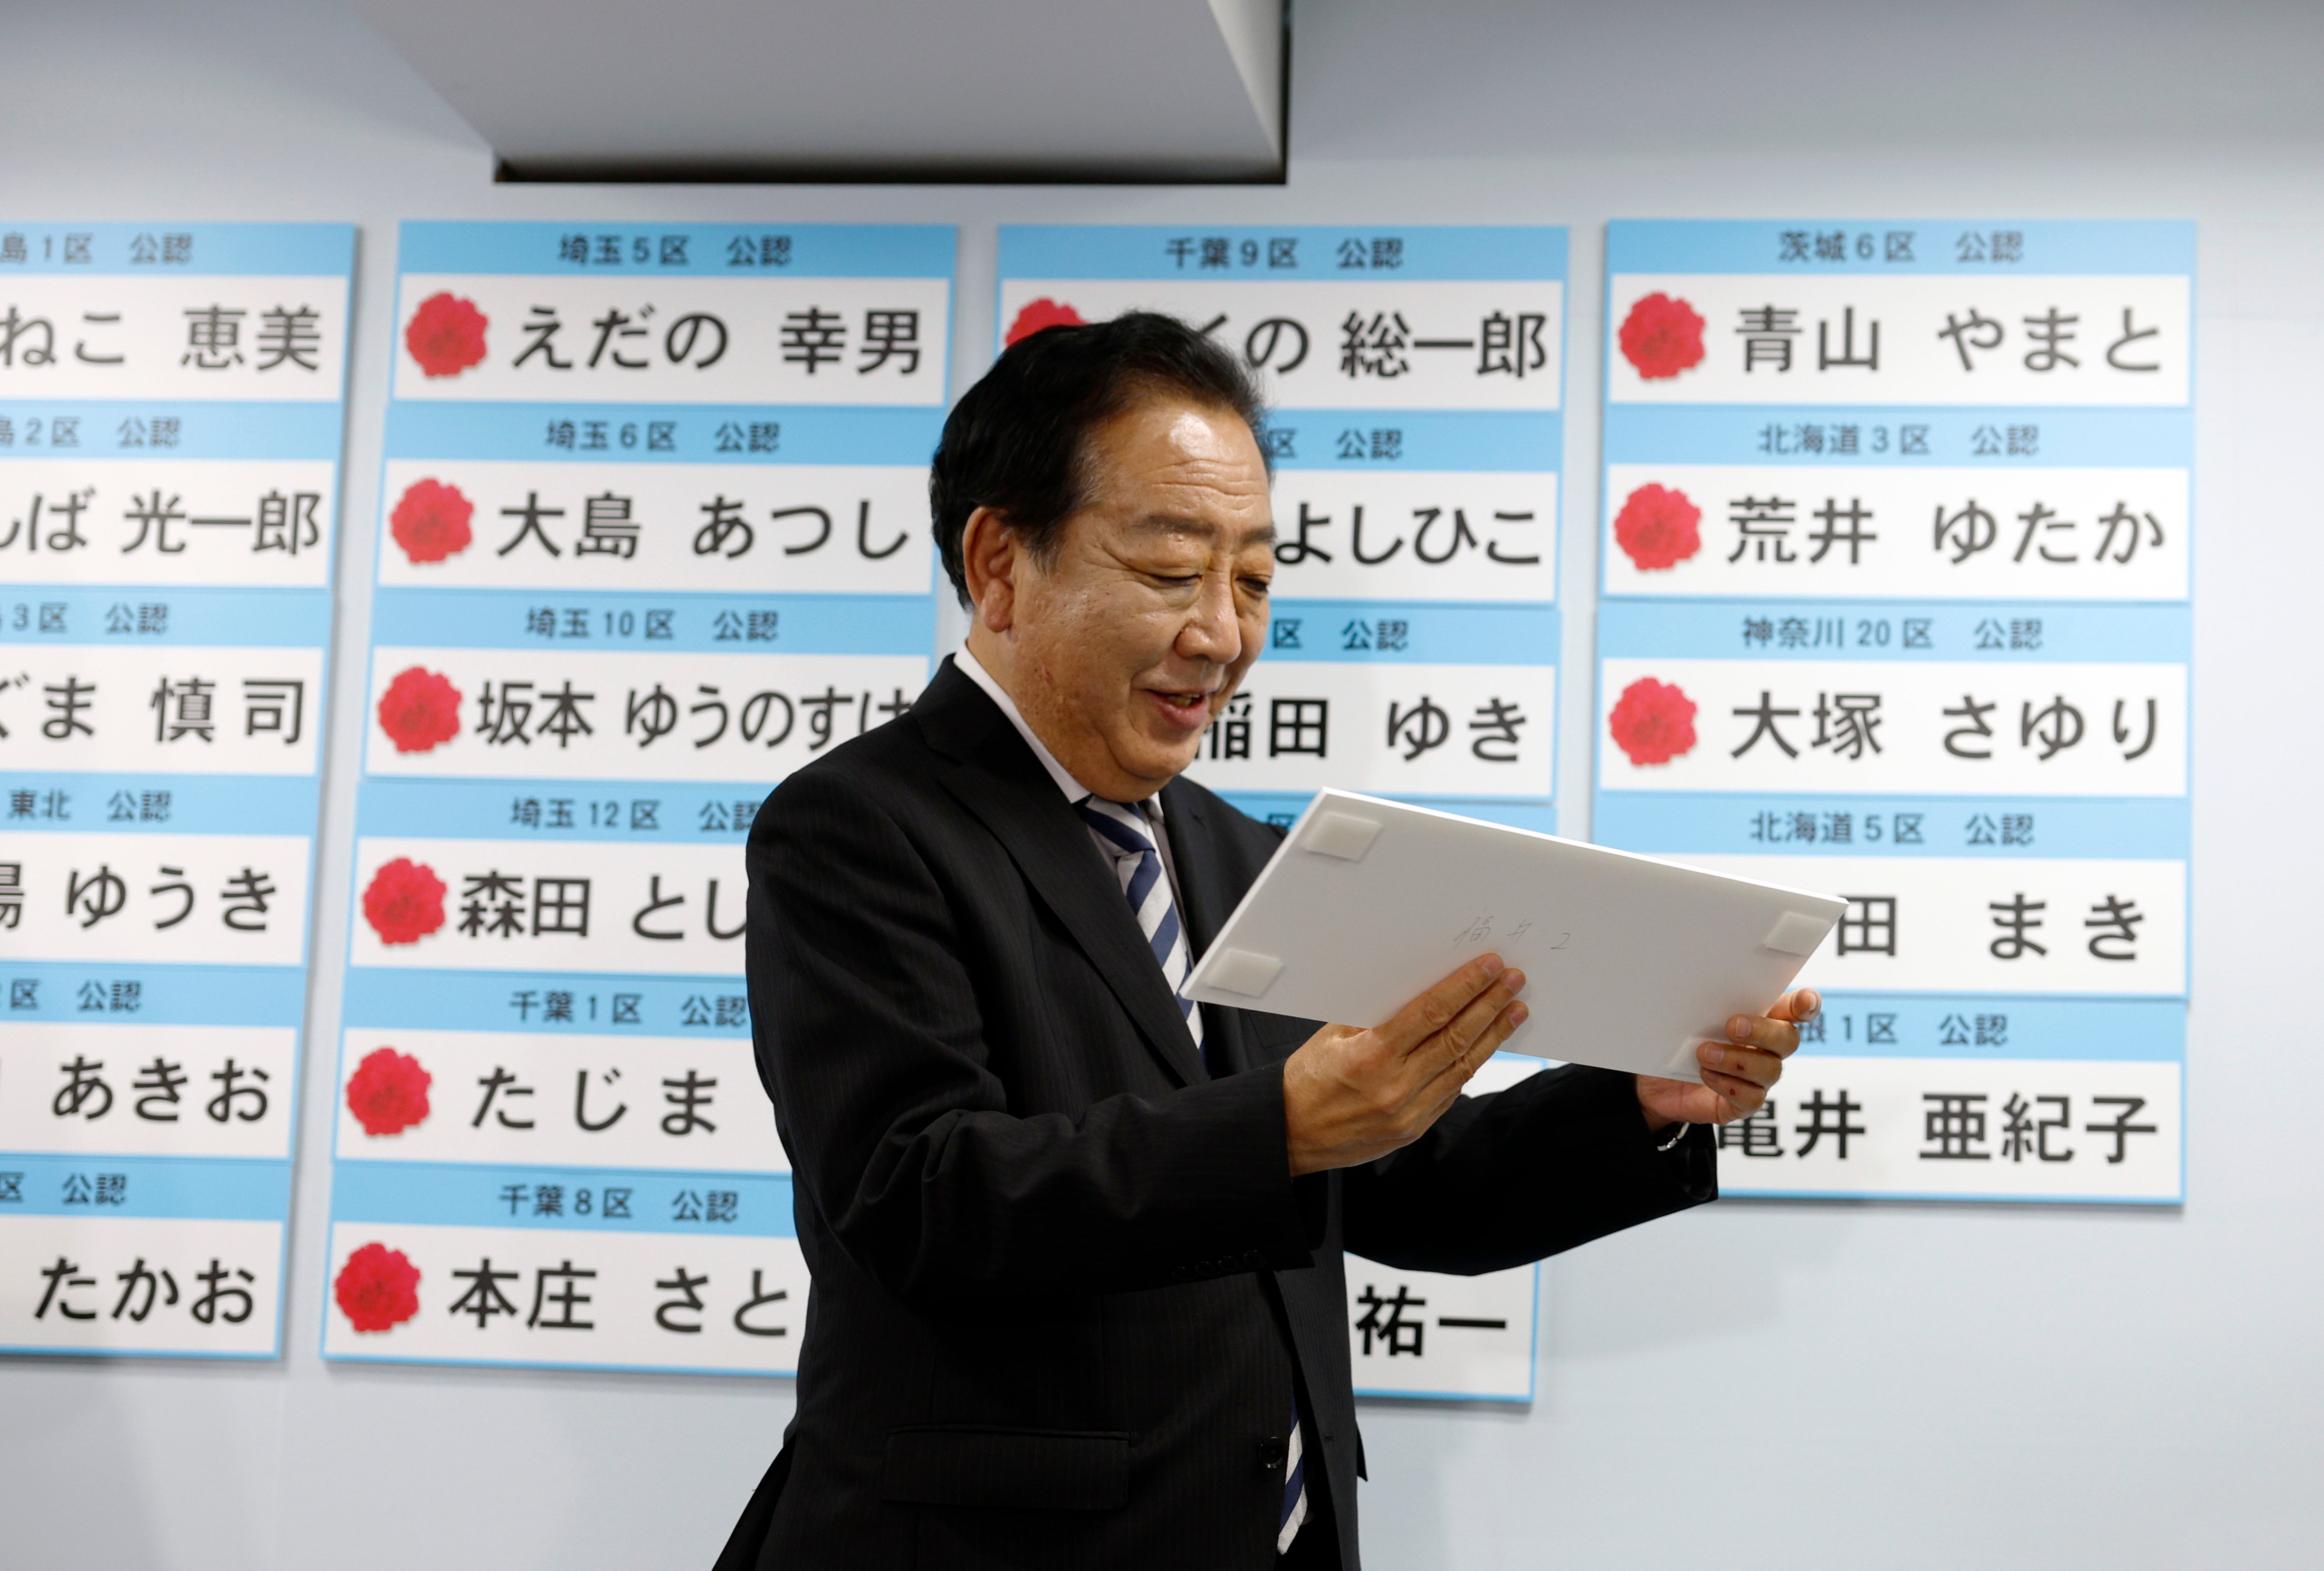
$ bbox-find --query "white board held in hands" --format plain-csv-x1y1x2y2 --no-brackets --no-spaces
1182,791,1846,1084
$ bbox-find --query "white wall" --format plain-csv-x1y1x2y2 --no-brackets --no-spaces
3,2,2321,1566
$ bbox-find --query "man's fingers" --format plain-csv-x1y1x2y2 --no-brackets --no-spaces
1698,1041,1784,1089
1767,987,1821,1025
1380,954,1506,1053
1418,997,1530,1103
1460,997,1528,1073
1699,1067,1765,1115
1439,968,1527,1062
1724,1010,1802,1059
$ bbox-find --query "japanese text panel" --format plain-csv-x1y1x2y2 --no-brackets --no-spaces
0,222,353,1357
327,222,951,1372
1596,220,2192,1204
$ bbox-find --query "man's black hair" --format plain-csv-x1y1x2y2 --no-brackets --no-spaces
929,311,1269,608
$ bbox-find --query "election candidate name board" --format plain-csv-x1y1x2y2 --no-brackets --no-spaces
997,226,1564,1400
0,222,354,1355
325,222,952,1372
1595,220,2190,1204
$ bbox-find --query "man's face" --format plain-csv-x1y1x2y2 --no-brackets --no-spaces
979,395,1274,802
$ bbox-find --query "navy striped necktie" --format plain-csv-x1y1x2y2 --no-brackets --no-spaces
1074,796,1204,1064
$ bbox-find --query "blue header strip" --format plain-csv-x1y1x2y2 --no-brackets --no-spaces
0,775,318,834
1264,410,1559,472
0,401,349,459
0,963,308,1027
370,588,936,655
383,402,944,466
357,778,767,843
397,221,955,279
1000,225,1568,282
0,222,354,277
1606,220,2194,276
0,1154,291,1220
1604,406,2193,469
1262,602,1556,664
342,967,747,1035
0,585,334,646
1596,599,2190,662
1593,793,2190,860
1787,995,2184,1062
329,1162,794,1235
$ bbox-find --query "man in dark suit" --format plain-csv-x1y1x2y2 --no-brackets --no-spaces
720,313,1816,1571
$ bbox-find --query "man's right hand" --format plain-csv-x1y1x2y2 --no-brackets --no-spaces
1281,954,1529,1178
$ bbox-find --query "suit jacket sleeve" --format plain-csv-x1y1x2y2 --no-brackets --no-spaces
1341,1062,1716,1275
748,767,1318,1309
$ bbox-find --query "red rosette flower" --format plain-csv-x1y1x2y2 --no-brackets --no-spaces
376,665,462,755
389,479,474,565
1608,677,1698,766
1618,292,1706,381
335,1242,420,1333
403,291,488,379
363,857,447,946
1612,483,1702,571
1004,297,1086,347
345,1046,431,1136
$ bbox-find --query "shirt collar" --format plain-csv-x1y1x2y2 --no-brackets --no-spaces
957,644,1104,804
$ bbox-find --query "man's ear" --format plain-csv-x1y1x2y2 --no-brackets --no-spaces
960,506,1021,633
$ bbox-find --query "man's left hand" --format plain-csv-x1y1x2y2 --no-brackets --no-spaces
1637,989,1820,1131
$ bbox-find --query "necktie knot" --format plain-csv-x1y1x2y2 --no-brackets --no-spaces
1076,796,1156,859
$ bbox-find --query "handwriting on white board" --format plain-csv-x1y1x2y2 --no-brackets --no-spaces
1451,915,1568,950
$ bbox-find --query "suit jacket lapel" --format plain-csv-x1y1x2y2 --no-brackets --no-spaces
916,661,1211,1089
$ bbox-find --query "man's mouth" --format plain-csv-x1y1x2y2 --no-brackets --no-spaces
1144,688,1216,731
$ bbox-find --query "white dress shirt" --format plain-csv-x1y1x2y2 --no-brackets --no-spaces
956,646,1187,907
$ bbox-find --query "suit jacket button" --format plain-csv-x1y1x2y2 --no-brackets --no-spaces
1257,1436,1287,1470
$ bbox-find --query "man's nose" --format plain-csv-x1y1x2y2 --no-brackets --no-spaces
1176,568,1243,664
